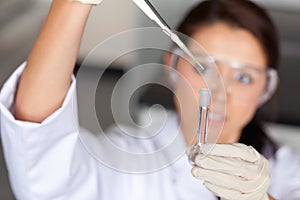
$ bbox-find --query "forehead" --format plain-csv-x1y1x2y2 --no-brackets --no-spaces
190,22,267,69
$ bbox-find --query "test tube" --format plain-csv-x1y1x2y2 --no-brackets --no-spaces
197,89,210,144
188,89,211,165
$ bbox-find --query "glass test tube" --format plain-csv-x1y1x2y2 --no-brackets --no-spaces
188,89,211,165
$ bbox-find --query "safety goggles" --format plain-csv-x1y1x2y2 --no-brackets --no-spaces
170,48,278,104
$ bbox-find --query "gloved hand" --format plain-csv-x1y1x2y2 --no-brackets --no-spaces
70,0,103,5
189,143,270,200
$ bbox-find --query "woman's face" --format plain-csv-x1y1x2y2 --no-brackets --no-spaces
170,22,268,144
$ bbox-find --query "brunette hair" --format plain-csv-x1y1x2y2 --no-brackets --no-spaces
176,0,279,156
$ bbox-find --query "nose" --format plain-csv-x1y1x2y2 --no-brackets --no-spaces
201,62,232,104
222,78,233,95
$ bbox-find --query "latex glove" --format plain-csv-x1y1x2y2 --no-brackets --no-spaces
190,143,270,200
70,0,103,5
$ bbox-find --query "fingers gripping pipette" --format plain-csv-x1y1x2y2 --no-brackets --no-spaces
132,0,205,73
188,89,211,165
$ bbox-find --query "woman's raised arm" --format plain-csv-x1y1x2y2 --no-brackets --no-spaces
14,0,92,123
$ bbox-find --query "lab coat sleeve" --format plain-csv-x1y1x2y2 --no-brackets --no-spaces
0,63,100,200
268,146,300,200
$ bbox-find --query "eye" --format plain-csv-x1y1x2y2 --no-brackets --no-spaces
233,72,253,84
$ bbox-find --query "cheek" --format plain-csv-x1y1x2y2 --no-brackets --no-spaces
176,60,208,91
228,95,258,127
224,81,267,129
246,86,266,106
173,72,199,113
173,62,208,121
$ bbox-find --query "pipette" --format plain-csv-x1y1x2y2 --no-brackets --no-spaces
188,89,211,165
132,0,205,73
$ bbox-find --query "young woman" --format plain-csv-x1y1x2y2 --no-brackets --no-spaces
0,0,299,199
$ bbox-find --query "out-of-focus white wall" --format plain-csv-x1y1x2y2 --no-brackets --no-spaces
266,123,300,153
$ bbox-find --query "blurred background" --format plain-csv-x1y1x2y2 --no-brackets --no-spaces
1,0,300,198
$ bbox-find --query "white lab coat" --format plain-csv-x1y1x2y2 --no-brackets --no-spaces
0,63,300,200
